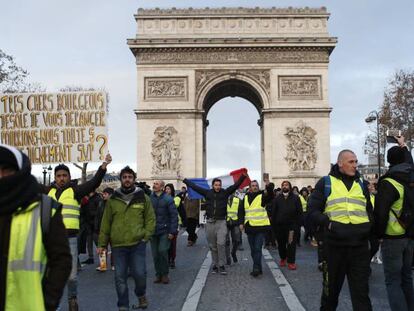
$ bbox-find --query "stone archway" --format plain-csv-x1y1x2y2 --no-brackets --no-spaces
128,7,337,186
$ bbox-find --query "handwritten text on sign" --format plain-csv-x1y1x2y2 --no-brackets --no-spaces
0,92,108,164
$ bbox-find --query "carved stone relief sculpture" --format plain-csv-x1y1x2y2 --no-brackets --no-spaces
151,126,181,176
279,76,322,99
145,77,187,100
285,121,317,171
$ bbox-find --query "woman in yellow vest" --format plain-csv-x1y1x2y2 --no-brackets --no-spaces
0,144,72,311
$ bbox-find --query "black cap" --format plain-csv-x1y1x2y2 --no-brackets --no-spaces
102,187,114,195
387,146,405,166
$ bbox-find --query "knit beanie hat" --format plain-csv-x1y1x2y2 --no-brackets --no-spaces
0,144,23,170
387,146,405,166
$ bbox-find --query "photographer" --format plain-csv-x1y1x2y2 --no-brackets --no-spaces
374,136,414,311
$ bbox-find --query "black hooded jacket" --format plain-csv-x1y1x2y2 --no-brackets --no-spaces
183,175,246,220
374,147,414,239
0,156,71,311
308,164,373,246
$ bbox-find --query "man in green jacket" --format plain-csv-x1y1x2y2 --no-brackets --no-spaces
98,166,155,311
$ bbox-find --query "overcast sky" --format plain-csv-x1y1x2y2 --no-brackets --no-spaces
1,0,413,181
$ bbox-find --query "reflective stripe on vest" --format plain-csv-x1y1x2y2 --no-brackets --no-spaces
48,187,80,230
227,197,240,221
324,176,369,224
6,202,48,311
244,194,270,226
300,195,307,212
384,178,405,236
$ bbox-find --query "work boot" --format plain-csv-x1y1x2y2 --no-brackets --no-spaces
68,297,79,311
132,295,148,309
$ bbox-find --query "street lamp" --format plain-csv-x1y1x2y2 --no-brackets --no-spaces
42,166,48,185
365,110,381,179
47,165,52,185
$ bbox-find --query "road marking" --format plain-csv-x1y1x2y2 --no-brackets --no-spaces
262,249,306,311
181,251,212,311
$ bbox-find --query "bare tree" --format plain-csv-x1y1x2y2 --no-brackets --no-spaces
380,69,414,151
0,49,44,93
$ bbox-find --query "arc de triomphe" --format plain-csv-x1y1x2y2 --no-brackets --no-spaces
127,7,337,187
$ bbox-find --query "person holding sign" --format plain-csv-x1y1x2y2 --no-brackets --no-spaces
44,153,112,311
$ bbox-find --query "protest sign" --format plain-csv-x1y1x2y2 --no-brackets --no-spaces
0,91,108,164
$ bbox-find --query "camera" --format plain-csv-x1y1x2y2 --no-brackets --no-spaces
386,129,402,144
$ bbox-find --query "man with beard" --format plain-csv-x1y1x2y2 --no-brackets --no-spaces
308,149,373,311
271,181,303,270
0,144,71,311
239,180,274,277
46,154,111,311
98,166,155,310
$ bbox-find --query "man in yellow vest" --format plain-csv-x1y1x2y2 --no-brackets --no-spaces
374,136,414,311
46,153,112,311
0,144,72,311
308,149,373,311
239,180,274,277
225,192,242,265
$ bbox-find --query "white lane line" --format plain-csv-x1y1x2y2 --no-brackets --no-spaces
262,249,306,311
181,251,212,311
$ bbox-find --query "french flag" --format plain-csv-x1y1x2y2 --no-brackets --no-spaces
186,168,251,199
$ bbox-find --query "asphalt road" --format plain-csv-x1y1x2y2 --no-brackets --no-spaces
59,227,390,311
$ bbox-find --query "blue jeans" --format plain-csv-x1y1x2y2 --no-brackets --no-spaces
247,232,265,272
112,242,147,309
381,238,414,311
67,237,78,299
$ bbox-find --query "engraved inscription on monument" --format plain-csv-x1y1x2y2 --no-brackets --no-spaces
285,121,318,171
151,126,181,176
279,76,322,99
145,77,188,100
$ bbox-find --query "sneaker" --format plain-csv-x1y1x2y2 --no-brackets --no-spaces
96,266,106,272
231,253,238,263
288,263,297,270
111,265,115,271
169,261,176,269
311,239,318,247
219,266,227,275
161,275,170,284
238,245,244,251
211,265,218,274
153,276,162,284
68,297,79,311
279,259,286,267
81,258,94,265
187,241,194,247
318,262,323,272
132,295,148,309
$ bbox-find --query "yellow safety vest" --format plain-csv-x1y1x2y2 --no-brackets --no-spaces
324,176,369,224
48,187,80,230
227,197,240,221
384,178,405,236
6,201,54,311
244,194,270,226
300,195,307,212
370,194,375,208
174,196,182,225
